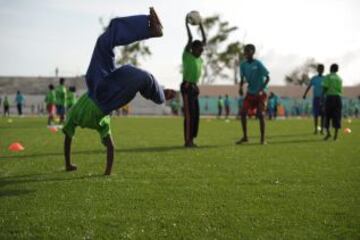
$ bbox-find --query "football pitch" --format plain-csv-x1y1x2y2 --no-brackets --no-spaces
0,117,359,239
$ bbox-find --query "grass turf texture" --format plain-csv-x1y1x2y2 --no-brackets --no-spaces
0,117,359,240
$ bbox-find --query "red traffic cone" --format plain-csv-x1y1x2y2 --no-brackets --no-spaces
8,142,25,152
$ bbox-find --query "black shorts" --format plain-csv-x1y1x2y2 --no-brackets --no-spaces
325,96,342,129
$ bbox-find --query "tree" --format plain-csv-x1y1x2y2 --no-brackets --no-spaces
99,17,152,67
285,58,318,86
198,15,244,84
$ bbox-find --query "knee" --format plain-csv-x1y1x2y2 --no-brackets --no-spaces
240,111,247,118
257,111,265,119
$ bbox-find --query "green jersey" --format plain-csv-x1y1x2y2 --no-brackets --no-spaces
45,90,56,104
182,50,203,84
322,73,342,96
63,93,111,140
55,85,67,106
3,97,9,107
67,91,77,107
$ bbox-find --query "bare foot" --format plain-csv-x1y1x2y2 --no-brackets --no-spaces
236,137,249,145
323,134,331,141
164,89,176,100
66,164,77,172
184,142,198,148
149,7,163,37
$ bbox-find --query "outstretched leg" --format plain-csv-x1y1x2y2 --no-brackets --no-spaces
86,8,163,97
95,64,167,115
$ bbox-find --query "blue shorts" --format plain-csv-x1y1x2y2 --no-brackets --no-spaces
313,97,324,117
56,105,65,116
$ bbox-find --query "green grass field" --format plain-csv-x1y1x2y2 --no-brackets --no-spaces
0,117,359,240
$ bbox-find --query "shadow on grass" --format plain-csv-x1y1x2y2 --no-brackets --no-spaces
2,145,218,160
234,138,323,147
0,173,104,188
269,138,324,145
0,189,35,197
267,133,314,139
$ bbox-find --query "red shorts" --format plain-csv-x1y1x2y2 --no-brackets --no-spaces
47,104,56,116
241,93,267,116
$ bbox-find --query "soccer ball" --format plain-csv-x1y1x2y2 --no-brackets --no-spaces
186,11,202,25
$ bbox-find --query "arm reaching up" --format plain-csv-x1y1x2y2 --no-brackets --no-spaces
185,18,193,52
199,22,207,45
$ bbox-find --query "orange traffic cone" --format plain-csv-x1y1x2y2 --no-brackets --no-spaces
8,142,25,152
49,127,58,133
344,128,352,134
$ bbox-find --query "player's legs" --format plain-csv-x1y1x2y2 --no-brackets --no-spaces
47,104,53,125
320,114,324,134
86,14,158,96
237,95,251,144
257,94,267,144
225,106,230,118
17,104,21,116
314,116,319,134
324,97,332,140
5,106,9,116
187,91,196,145
332,96,342,141
95,65,165,115
313,97,321,134
181,83,192,146
267,107,272,120
192,92,200,142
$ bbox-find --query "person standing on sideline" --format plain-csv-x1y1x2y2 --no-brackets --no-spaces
45,84,57,125
267,92,279,120
303,64,325,134
15,90,25,116
224,94,231,119
323,64,343,141
181,13,206,148
3,96,10,116
237,95,244,119
55,78,67,124
217,96,224,118
67,86,77,110
237,44,270,145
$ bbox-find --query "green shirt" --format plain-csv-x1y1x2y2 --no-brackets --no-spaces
322,73,342,96
3,97,9,107
45,90,56,104
182,50,203,84
63,93,111,140
55,85,67,106
67,91,77,107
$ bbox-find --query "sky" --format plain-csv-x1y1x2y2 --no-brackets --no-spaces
0,0,360,89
